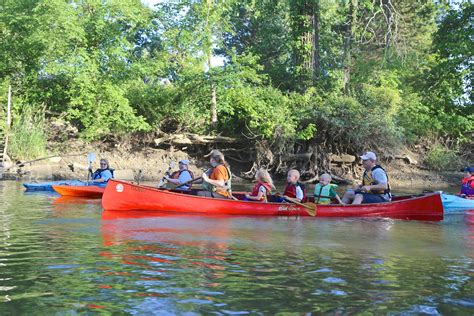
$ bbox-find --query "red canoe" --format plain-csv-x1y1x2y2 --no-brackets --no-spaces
102,180,444,221
53,185,105,198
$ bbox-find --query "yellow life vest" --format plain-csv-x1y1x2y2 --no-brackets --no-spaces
362,165,391,194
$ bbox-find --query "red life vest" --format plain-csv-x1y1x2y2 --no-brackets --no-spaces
250,181,272,201
284,182,307,202
461,175,474,197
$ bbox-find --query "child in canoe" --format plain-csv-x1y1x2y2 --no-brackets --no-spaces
282,169,307,203
245,168,275,202
314,173,344,205
459,166,474,199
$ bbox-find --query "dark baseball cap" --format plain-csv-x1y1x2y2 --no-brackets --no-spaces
463,166,474,173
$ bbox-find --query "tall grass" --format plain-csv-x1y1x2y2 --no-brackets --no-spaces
9,105,47,160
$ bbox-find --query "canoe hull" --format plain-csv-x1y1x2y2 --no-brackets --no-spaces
441,193,474,212
102,180,443,221
23,180,86,191
53,185,105,198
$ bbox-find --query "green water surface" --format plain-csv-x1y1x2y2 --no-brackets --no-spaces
0,181,473,314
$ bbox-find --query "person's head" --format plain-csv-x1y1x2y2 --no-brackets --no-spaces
179,159,189,170
208,149,226,167
287,169,300,184
100,158,109,170
360,151,377,170
256,168,275,189
464,166,474,177
319,173,332,186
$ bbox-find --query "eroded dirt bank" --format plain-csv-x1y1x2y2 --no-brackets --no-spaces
0,139,463,191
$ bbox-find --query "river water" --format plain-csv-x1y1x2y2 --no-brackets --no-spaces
0,181,473,314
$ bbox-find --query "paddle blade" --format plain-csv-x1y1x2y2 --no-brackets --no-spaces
157,179,165,188
87,152,96,164
304,203,317,216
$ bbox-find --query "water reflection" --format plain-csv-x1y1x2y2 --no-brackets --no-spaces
0,181,472,314
99,211,474,314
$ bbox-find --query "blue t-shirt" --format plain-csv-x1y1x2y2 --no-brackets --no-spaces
93,169,113,182
176,170,193,190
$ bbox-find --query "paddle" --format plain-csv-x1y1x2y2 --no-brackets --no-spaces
172,176,202,189
173,167,211,189
86,152,96,184
158,162,175,188
280,195,317,216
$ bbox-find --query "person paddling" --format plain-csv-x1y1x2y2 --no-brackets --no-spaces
164,159,194,190
245,168,275,202
459,166,474,199
341,151,391,204
89,158,113,183
198,150,232,199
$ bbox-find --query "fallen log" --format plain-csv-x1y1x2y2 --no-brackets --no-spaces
2,153,87,171
154,133,240,147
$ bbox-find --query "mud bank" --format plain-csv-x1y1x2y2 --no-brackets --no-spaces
0,144,463,190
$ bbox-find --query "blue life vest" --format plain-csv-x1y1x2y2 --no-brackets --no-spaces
92,168,114,181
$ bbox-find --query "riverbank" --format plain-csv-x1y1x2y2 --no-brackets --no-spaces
0,139,464,191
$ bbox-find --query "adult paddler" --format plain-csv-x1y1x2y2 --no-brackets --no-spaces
341,151,391,204
198,150,232,199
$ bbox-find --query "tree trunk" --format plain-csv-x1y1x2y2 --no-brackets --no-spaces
210,79,218,126
206,0,218,126
343,0,357,93
312,0,321,84
293,0,321,89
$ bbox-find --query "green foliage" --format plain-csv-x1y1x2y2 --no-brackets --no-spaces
9,105,46,160
396,92,439,143
68,80,150,140
0,0,152,140
0,0,469,159
296,123,317,141
218,85,296,139
424,144,458,171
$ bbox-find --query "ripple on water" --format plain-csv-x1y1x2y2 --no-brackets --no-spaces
443,298,474,308
323,277,346,284
310,267,332,273
402,305,441,315
1,181,474,314
329,289,347,296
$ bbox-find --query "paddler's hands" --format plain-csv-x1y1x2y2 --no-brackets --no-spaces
360,186,370,193
202,173,209,182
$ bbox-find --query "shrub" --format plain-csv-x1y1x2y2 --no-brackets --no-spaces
424,144,458,171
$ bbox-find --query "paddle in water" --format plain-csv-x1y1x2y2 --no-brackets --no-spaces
279,195,317,216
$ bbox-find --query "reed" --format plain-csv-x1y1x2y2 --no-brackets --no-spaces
9,105,46,160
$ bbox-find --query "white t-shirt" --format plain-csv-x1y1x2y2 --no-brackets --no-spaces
295,186,304,200
371,167,390,200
